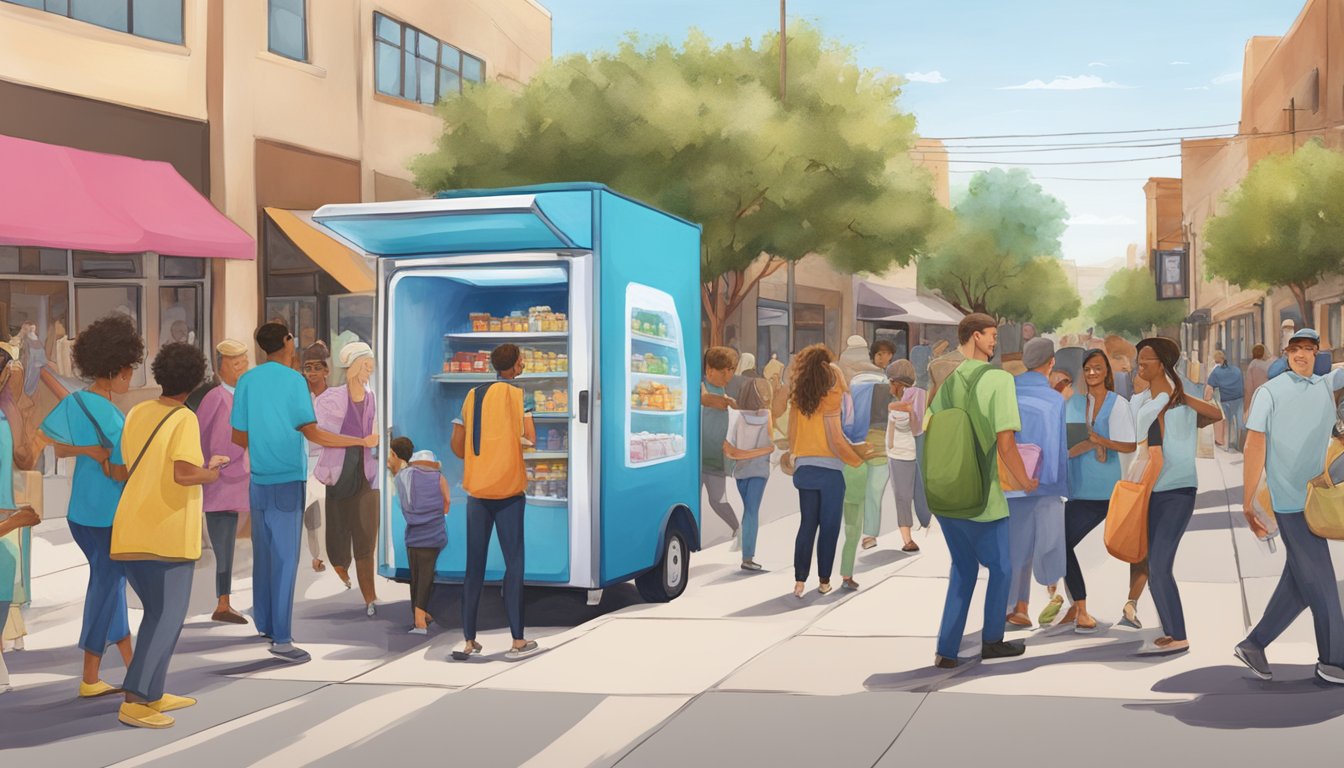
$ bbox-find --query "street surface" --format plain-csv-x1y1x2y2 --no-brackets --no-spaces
4,449,1344,767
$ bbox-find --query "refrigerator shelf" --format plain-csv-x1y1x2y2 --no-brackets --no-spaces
631,408,686,415
523,451,568,460
445,331,568,341
630,331,678,348
432,372,567,383
629,371,680,382
526,495,569,507
532,412,571,420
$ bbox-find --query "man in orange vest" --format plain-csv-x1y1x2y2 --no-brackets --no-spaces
451,344,539,660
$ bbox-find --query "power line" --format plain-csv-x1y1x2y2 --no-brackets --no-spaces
921,122,1238,141
942,154,1182,166
922,128,1298,153
948,171,1150,181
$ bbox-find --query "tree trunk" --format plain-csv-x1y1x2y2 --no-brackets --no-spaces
700,255,788,352
1289,282,1313,331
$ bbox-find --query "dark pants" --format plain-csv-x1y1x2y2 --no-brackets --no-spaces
1248,513,1344,666
122,560,194,702
408,546,441,613
937,516,1011,659
205,511,239,597
792,466,845,582
250,481,305,645
1147,488,1196,642
68,522,130,655
463,495,526,641
325,477,378,570
1063,499,1110,601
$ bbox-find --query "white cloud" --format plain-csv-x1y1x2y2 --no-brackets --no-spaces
1069,213,1138,227
1185,86,1211,91
1213,71,1242,85
1088,62,1107,68
1170,60,1191,66
904,70,948,84
1000,75,1133,91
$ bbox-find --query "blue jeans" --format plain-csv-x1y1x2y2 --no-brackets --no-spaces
1147,488,1196,642
121,560,193,702
792,466,845,582
463,494,526,641
68,522,130,655
1248,513,1344,665
1220,399,1244,450
735,477,767,560
250,481,305,645
937,516,1011,659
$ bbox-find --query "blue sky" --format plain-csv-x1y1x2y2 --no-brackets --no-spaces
540,0,1308,265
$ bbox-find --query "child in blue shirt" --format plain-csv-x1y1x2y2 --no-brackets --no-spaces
388,437,449,635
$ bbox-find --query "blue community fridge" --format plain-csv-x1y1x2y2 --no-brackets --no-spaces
313,183,702,602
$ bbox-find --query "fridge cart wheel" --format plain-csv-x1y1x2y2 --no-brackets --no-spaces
636,528,689,603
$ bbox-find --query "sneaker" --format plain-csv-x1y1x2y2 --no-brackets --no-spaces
366,602,377,617
408,627,428,636
1315,662,1344,685
933,655,958,669
506,640,540,658
119,702,174,729
268,645,312,664
740,560,763,571
982,641,1026,660
1234,642,1272,680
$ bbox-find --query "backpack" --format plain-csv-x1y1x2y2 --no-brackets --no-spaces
921,364,995,519
842,374,887,443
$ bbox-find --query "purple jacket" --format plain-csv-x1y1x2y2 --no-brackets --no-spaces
198,385,250,512
313,384,379,490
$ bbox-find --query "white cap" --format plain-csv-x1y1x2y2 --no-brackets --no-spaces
846,335,867,349
411,449,437,464
339,341,373,368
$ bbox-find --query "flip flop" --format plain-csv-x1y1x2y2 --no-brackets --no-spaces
506,640,540,658
450,641,483,661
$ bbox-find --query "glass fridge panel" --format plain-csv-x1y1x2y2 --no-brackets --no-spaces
625,283,687,467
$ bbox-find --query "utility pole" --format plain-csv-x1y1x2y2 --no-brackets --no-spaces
780,0,795,362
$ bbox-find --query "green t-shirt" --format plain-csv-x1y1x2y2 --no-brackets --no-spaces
926,359,1021,523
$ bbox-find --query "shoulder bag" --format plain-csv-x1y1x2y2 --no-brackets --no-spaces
126,407,186,483
1104,411,1159,563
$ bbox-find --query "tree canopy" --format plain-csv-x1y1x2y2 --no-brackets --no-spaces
411,24,947,344
1204,139,1344,322
1090,268,1188,338
919,168,1078,329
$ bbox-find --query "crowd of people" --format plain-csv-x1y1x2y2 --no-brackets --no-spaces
706,313,1344,681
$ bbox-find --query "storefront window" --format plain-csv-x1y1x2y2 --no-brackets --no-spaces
0,246,68,276
74,251,143,279
328,293,374,386
159,285,201,349
265,297,319,353
160,255,206,280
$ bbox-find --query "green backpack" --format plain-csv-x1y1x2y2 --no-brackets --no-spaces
921,364,996,519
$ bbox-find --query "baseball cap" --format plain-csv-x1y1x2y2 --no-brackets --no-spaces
1289,328,1321,345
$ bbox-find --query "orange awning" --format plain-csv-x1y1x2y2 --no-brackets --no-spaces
264,207,374,293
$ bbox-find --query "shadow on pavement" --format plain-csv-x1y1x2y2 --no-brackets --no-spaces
1130,664,1344,729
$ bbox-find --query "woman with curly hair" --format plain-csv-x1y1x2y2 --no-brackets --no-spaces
784,344,873,599
112,342,226,728
39,313,143,698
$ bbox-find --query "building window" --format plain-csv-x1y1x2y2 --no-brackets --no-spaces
0,247,208,391
268,0,307,62
4,0,185,45
374,12,485,106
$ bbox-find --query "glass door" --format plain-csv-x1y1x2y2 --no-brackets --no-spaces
625,283,688,467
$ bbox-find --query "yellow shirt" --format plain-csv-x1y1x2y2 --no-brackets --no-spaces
790,387,843,459
460,383,528,500
111,401,205,562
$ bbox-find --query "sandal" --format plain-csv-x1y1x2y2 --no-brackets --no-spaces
1119,600,1143,629
901,541,920,553
861,537,878,550
1005,612,1033,630
450,641,483,661
793,582,806,599
818,582,834,595
1138,636,1189,655
312,559,326,573
1037,594,1064,627
1074,616,1099,634
841,578,860,591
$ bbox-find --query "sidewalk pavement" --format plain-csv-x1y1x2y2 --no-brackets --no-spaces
4,450,1344,767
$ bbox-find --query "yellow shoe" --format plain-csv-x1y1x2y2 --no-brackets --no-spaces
118,702,175,729
148,693,197,713
79,680,122,698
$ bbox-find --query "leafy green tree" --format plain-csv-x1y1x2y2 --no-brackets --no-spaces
1205,139,1344,322
1090,268,1188,338
920,168,1078,328
412,24,947,344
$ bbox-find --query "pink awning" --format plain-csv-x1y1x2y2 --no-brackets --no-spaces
0,133,254,260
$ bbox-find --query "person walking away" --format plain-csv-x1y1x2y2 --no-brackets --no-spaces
1245,344,1271,420
232,323,375,664
1204,351,1244,452
301,342,332,573
197,340,251,624
723,378,773,571
1004,339,1069,631
451,344,539,660
701,346,741,548
112,343,227,728
884,359,928,552
0,364,39,695
388,437,449,635
783,345,873,598
38,314,141,698
1060,350,1137,632
839,363,891,589
314,342,382,615
1234,328,1344,684
925,314,1037,668
1131,337,1222,655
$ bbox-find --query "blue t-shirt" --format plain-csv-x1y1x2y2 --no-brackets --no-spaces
231,362,316,485
1206,364,1244,401
1134,391,1198,492
41,392,127,528
1007,372,1068,499
1247,368,1344,513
